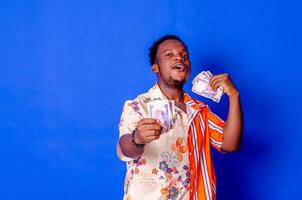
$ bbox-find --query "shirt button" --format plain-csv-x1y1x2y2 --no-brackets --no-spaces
189,152,192,156
190,189,193,192
190,170,193,174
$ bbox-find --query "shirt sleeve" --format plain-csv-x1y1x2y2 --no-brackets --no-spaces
117,100,143,161
206,106,225,152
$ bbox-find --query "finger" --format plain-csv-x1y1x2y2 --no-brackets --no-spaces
211,76,226,86
137,120,161,132
209,74,228,85
209,74,227,85
140,124,162,131
212,81,224,91
210,77,226,90
138,118,159,125
145,135,160,142
144,129,161,137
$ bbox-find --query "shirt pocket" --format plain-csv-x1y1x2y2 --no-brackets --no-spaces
129,175,161,198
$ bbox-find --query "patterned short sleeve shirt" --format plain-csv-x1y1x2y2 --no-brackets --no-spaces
118,84,225,200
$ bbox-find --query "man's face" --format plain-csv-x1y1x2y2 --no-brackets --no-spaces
153,39,191,89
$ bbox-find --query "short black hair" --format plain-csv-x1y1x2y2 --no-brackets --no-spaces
148,34,187,65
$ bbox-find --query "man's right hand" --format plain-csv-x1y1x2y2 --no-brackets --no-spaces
134,118,162,144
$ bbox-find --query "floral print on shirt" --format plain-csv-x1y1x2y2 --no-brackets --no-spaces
118,84,191,200
124,157,147,194
158,137,190,200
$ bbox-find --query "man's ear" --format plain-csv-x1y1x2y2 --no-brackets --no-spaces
152,64,159,73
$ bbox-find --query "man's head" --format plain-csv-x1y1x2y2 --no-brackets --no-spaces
148,35,191,89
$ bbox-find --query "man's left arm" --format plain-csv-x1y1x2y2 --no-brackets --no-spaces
209,73,243,152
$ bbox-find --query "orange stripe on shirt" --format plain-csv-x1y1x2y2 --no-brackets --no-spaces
184,93,225,200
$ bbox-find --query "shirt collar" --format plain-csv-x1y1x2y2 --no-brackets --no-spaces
147,83,168,101
183,93,201,111
148,83,201,111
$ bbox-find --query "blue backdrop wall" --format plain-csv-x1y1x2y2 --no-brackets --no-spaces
0,0,301,199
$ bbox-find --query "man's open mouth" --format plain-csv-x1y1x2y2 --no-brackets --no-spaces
172,63,186,72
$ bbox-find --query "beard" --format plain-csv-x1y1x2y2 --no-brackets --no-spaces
157,65,189,90
169,77,186,89
158,74,186,90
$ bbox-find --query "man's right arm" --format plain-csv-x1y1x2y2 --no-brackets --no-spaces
119,134,144,158
118,119,162,159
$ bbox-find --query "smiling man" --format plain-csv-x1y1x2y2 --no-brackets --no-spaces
117,35,243,200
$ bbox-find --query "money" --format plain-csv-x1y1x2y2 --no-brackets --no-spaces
147,100,174,132
192,70,224,103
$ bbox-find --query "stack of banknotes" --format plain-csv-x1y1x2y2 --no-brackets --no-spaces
147,100,174,132
192,71,224,103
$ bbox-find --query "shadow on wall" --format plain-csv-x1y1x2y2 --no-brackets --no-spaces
192,53,276,200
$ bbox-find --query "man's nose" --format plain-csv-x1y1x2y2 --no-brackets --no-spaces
175,54,184,62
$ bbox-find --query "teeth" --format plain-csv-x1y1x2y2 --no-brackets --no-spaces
174,64,185,70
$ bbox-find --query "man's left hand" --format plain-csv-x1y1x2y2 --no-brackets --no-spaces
209,73,239,97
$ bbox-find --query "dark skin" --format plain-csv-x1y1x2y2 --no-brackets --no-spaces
119,39,243,158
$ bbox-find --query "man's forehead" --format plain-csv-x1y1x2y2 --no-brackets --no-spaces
158,39,187,52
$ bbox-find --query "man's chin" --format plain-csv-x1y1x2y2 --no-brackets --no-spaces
172,79,186,89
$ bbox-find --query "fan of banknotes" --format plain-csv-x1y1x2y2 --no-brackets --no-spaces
147,100,174,132
192,70,224,103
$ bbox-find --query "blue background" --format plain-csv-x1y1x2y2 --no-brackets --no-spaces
0,0,301,199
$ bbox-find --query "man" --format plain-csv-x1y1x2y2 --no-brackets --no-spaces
117,35,243,200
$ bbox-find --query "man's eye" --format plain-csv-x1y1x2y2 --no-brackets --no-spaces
182,54,188,59
165,53,173,57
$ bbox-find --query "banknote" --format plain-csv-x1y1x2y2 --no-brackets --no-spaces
147,100,174,131
192,70,224,102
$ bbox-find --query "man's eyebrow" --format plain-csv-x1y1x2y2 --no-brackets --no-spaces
163,49,173,53
162,48,188,53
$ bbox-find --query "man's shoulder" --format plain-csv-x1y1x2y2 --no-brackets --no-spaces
133,91,152,104
123,88,153,106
